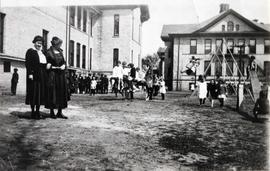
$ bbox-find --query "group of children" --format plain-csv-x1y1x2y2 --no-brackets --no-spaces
196,74,269,119
196,75,230,107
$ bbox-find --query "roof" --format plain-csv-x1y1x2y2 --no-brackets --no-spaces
161,9,270,41
93,5,150,23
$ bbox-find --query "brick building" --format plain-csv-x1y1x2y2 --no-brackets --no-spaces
161,4,270,91
0,5,149,95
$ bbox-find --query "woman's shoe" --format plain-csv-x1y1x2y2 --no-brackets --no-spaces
50,111,57,119
56,113,68,119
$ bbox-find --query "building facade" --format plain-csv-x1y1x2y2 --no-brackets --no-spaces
161,4,270,91
0,5,149,95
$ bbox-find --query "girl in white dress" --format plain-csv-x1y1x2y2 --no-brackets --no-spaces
197,75,207,105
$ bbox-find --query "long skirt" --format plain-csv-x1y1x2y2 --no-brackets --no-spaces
45,70,69,109
25,64,47,106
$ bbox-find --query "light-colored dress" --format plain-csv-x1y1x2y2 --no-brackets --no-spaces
198,81,207,99
159,81,166,94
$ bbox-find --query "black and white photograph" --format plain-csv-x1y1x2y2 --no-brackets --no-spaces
0,0,269,170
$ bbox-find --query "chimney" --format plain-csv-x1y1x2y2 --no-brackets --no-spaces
253,19,258,22
219,4,229,13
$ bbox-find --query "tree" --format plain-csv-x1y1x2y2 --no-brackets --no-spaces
142,53,160,69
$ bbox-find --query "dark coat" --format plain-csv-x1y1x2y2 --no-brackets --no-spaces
25,48,47,105
11,73,19,83
45,47,69,109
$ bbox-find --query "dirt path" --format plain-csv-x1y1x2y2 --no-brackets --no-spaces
0,93,268,170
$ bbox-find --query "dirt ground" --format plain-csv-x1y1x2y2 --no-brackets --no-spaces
0,91,269,171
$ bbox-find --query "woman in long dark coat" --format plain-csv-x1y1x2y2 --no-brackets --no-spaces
25,35,48,119
45,37,69,119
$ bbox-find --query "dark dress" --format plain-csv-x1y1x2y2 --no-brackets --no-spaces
25,48,47,106
45,47,69,109
11,72,19,95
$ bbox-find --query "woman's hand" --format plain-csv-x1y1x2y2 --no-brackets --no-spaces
29,75,33,80
60,65,65,70
46,63,52,70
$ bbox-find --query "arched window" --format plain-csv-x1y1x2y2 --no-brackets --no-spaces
227,21,234,31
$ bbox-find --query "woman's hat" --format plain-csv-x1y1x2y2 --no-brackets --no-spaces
32,35,44,43
51,36,63,46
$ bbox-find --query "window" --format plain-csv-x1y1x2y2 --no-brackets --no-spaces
69,6,75,26
3,61,10,72
205,39,212,54
113,48,119,67
238,39,245,54
190,39,197,54
82,45,86,69
227,39,234,54
0,13,5,53
69,40,74,66
222,25,225,31
42,29,49,51
226,61,234,76
114,14,119,36
83,9,87,32
264,39,270,54
215,58,222,76
249,39,256,54
236,24,240,31
76,43,81,68
227,21,234,31
237,60,245,76
89,48,92,70
216,39,223,53
204,60,211,76
77,7,82,29
89,13,93,36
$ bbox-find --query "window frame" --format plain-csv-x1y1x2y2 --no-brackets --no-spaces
113,48,119,67
264,39,270,54
69,6,75,27
3,61,10,73
114,14,119,37
249,39,256,54
204,39,212,54
216,39,223,53
236,24,240,31
190,39,197,54
227,39,234,54
82,9,87,32
77,7,82,30
227,21,234,31
204,60,211,76
238,39,245,54
0,13,5,53
82,45,86,69
69,40,75,67
76,42,81,68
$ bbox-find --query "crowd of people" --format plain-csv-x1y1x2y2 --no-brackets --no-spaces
68,73,109,95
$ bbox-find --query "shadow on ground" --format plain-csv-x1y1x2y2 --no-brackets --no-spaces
10,111,50,120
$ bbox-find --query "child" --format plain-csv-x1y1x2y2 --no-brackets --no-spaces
207,79,219,107
197,75,207,105
90,76,97,96
217,79,227,107
253,90,269,119
159,77,166,100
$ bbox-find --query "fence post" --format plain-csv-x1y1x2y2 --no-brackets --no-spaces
237,84,244,110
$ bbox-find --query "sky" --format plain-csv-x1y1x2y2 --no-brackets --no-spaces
1,0,270,56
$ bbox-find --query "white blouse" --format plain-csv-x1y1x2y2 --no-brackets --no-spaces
38,50,47,64
35,48,47,64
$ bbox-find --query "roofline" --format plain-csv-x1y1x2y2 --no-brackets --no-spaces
169,32,270,37
195,9,269,33
92,5,150,23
